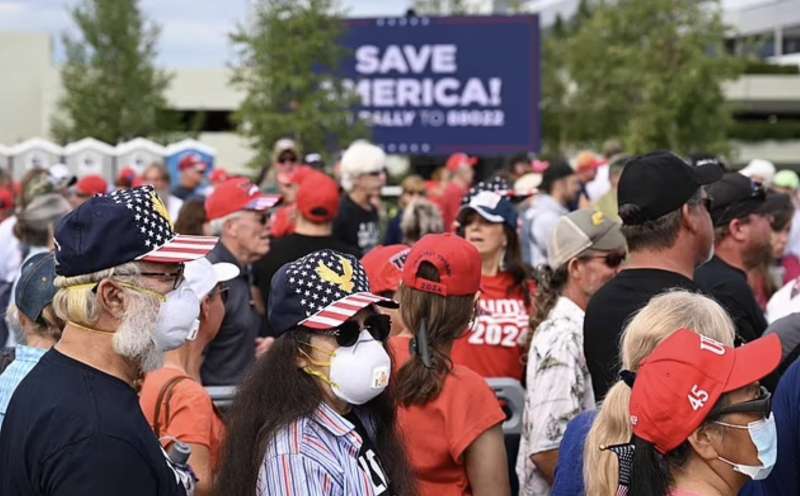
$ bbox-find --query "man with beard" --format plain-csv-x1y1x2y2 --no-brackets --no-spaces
0,185,218,495
695,173,771,343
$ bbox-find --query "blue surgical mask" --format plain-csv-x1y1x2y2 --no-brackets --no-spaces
715,413,777,480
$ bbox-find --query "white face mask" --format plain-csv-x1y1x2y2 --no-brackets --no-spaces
304,329,392,406
329,330,392,405
151,284,201,352
716,414,777,480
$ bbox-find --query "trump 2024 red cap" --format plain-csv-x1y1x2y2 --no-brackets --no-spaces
629,329,781,454
401,233,481,296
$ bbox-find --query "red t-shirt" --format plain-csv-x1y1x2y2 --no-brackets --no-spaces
390,336,506,496
139,367,226,471
433,182,468,232
451,272,531,381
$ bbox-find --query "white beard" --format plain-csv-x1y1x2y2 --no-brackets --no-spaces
112,293,163,373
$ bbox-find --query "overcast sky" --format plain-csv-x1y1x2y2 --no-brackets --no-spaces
0,0,410,67
0,0,771,68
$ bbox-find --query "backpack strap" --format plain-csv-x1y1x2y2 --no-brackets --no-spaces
152,375,192,439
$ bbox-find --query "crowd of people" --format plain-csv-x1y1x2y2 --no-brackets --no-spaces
0,136,799,496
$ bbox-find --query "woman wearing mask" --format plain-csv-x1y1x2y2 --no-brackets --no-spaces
391,233,510,496
517,209,626,496
451,188,532,381
626,329,781,496
139,258,238,495
577,291,738,496
214,249,416,496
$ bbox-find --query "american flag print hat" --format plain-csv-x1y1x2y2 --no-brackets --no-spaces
267,249,398,336
54,185,218,276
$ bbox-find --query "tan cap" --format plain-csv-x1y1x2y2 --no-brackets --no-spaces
548,209,626,268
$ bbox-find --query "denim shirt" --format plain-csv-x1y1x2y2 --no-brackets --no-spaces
0,345,47,429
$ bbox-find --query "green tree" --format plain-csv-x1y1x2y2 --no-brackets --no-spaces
412,0,473,15
559,0,742,154
231,0,367,168
51,0,172,144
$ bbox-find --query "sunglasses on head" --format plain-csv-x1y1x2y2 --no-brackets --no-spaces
708,386,771,422
330,313,391,347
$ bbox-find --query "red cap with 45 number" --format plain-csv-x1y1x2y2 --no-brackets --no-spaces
630,329,781,454
402,233,481,296
205,178,281,221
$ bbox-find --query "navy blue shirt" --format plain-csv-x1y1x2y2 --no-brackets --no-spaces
741,359,800,496
0,349,185,496
552,410,596,496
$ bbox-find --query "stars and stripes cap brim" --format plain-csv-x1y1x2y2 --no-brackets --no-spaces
245,195,282,211
299,291,397,330
137,234,218,264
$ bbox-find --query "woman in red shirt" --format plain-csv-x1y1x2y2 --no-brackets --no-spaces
392,233,510,496
451,188,531,380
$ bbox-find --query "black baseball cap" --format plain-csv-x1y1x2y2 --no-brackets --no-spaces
617,151,723,225
15,253,57,323
707,172,767,227
54,185,218,277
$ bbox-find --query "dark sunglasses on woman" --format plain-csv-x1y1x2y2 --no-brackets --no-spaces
330,314,391,347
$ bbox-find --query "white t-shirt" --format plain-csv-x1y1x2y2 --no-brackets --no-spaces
767,277,800,324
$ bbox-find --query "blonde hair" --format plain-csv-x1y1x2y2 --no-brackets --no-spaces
51,262,142,327
583,290,736,496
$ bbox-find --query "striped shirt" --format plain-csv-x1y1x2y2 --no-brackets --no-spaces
0,345,47,430
257,402,382,496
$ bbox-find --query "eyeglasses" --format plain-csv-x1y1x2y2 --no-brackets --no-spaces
366,169,386,177
330,313,391,347
582,252,626,269
708,386,771,422
140,265,185,290
278,156,298,164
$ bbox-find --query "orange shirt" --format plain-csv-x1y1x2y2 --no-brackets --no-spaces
139,366,226,471
451,273,531,381
390,336,506,496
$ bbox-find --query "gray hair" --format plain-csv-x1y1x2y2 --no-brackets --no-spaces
209,211,243,236
401,198,445,244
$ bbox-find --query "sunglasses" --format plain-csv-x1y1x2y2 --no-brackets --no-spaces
582,252,626,269
366,169,386,177
330,314,391,347
278,156,298,164
708,386,772,422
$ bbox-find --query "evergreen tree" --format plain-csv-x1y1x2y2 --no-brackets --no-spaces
230,0,367,168
51,0,172,144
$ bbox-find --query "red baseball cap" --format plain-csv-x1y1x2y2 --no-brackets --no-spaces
296,171,340,223
210,168,229,185
0,188,14,211
630,329,782,454
362,245,410,295
402,233,481,296
75,175,108,196
205,178,281,221
116,167,137,188
179,154,208,172
446,153,478,172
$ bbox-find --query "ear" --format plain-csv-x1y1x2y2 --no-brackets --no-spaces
728,218,747,242
680,204,699,233
96,280,128,321
567,257,583,280
200,296,212,321
686,424,723,462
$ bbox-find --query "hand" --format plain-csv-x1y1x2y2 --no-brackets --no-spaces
255,337,275,358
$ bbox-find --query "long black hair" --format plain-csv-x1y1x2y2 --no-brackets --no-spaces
213,328,417,496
